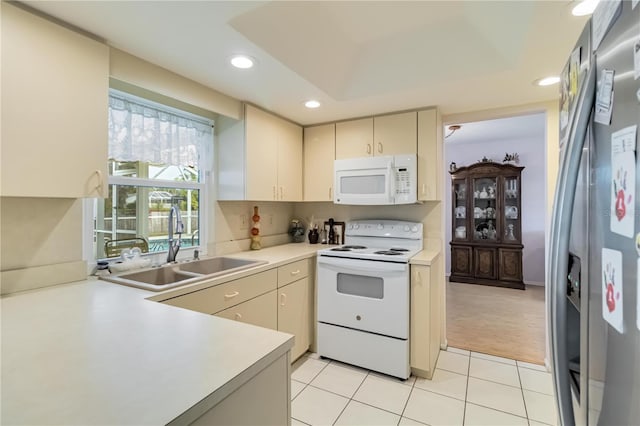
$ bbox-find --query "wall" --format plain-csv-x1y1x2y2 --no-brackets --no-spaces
0,198,86,294
214,201,295,254
444,135,546,285
293,201,443,251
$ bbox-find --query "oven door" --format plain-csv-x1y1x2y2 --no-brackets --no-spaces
317,255,409,339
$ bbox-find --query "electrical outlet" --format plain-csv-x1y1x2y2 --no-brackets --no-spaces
240,214,248,230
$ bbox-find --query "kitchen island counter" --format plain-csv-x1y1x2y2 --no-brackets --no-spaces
0,278,293,425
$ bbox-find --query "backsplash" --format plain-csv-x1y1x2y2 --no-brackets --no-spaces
214,200,295,254
293,201,443,250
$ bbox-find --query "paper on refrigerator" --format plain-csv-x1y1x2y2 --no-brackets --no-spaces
602,248,624,333
610,126,636,238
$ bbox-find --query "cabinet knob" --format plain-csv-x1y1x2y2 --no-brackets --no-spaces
280,186,284,200
366,144,372,154
329,187,332,200
273,186,276,200
377,142,383,153
291,270,300,276
234,313,242,321
280,293,287,306
421,183,426,196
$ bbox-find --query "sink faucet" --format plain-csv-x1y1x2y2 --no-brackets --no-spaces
167,205,184,263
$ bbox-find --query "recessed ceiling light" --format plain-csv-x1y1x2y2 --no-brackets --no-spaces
534,76,561,86
230,55,254,69
571,0,599,16
305,100,321,109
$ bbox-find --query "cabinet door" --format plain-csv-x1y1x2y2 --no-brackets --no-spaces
373,111,417,156
335,118,374,159
277,278,310,360
417,108,441,200
502,175,522,244
498,248,523,282
216,290,278,330
474,248,497,280
451,246,473,277
276,118,303,201
472,177,498,242
304,124,335,201
245,105,278,201
452,179,468,241
1,3,109,198
410,264,431,373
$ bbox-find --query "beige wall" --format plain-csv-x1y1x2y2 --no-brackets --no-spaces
0,198,86,294
292,201,443,251
214,201,295,255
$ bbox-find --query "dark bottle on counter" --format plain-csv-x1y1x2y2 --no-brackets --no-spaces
328,218,335,244
308,228,319,244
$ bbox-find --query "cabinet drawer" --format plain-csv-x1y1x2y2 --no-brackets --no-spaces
277,259,309,287
215,290,278,330
163,269,277,314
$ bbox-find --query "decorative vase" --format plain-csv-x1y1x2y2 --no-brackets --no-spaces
250,205,261,250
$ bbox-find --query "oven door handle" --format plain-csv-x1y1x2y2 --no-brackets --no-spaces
318,256,408,273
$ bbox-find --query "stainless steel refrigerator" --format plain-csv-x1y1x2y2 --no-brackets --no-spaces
549,1,640,425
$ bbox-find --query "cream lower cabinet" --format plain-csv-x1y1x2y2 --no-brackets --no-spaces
277,277,310,360
161,258,313,363
216,290,277,330
410,262,442,379
417,108,443,201
1,3,109,198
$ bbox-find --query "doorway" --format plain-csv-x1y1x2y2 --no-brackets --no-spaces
442,112,548,365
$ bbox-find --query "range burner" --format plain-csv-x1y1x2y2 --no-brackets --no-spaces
389,248,409,252
374,250,403,255
330,247,352,252
343,245,367,249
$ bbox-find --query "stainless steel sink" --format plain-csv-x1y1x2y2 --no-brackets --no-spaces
178,257,264,275
100,257,267,292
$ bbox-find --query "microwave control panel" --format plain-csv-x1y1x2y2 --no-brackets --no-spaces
395,168,411,196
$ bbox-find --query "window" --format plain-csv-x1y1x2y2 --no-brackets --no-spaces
92,90,212,260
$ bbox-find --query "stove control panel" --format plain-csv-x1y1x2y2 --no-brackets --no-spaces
345,220,423,239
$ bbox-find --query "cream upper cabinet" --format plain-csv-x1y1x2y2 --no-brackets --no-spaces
275,116,303,201
244,105,279,201
277,277,311,361
1,3,109,198
335,118,374,159
335,112,417,160
303,124,335,201
410,260,442,379
417,108,443,201
373,111,417,156
217,104,302,201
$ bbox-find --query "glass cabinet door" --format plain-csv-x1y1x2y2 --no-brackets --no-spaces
503,176,521,243
472,177,497,241
452,180,467,240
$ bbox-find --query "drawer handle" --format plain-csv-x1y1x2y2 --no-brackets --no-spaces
366,144,371,154
377,142,383,153
234,313,242,320
225,291,240,299
290,269,301,276
280,293,287,306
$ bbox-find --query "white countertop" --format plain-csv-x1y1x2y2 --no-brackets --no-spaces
1,242,440,424
409,249,442,266
0,277,295,425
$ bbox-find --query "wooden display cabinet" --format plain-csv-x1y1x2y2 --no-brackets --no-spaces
450,161,525,289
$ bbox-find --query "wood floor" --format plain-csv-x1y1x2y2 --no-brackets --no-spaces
446,280,546,365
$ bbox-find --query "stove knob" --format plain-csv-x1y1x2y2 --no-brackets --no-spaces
411,226,419,233
404,225,410,232
354,224,360,229
347,223,353,230
377,224,384,230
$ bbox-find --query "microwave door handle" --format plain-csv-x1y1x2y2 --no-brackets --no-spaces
387,161,395,203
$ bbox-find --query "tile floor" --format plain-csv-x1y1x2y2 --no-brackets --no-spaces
291,347,558,426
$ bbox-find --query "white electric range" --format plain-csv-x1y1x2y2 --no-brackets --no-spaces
316,219,423,379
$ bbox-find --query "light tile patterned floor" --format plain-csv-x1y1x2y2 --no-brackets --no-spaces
291,348,558,426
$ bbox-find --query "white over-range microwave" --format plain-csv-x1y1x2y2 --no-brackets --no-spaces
334,154,417,205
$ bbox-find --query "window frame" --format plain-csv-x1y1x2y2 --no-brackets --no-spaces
83,90,213,271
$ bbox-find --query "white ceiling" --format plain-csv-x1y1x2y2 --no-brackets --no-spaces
24,1,587,125
444,113,546,145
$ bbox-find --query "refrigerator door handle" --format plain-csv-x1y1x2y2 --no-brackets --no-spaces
548,65,596,426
